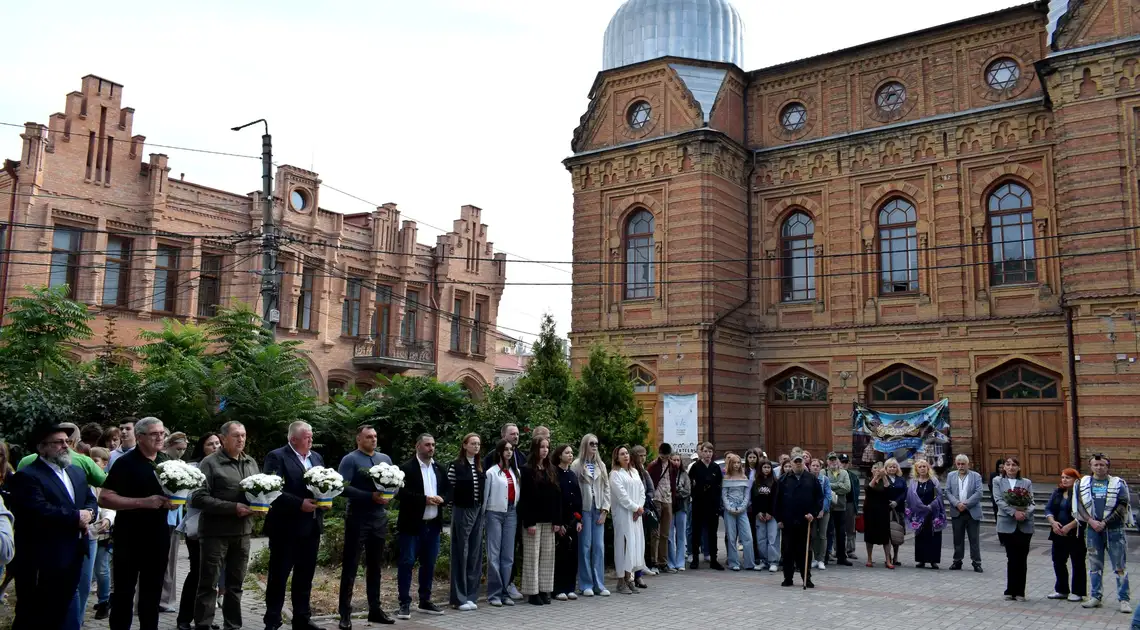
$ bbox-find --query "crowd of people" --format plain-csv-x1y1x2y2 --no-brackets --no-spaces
0,418,1136,629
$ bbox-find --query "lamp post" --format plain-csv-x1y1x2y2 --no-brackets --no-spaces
232,119,277,337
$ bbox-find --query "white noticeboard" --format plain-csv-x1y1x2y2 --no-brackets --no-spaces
662,393,699,456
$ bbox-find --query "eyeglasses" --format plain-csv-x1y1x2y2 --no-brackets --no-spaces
144,431,168,439
42,439,68,447
588,442,598,447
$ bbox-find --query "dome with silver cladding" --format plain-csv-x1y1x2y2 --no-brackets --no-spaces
602,0,745,71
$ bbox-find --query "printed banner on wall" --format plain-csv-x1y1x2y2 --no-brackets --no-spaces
851,398,951,469
662,393,699,456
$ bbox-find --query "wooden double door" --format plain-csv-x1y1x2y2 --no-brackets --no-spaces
767,404,831,459
980,363,1066,481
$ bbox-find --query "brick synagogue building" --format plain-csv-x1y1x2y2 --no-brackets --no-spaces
0,76,506,400
566,0,1140,479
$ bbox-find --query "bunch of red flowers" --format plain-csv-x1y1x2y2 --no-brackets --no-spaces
1003,486,1033,509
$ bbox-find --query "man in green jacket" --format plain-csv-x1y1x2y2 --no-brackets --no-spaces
190,421,260,630
825,453,853,566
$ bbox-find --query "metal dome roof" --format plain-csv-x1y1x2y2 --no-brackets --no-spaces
602,0,745,71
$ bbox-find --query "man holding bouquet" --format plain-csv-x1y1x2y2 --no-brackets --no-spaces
191,421,260,630
336,425,395,628
263,421,328,630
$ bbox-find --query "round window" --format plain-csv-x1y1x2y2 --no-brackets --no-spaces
780,103,807,132
985,58,1021,91
875,81,907,114
627,101,652,130
290,190,308,212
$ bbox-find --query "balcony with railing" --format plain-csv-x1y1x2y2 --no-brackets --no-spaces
352,335,435,371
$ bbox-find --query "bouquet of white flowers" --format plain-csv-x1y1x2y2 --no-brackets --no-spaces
367,463,405,500
156,460,206,507
303,466,344,508
240,473,284,513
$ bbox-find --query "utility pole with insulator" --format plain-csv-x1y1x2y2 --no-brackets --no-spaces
232,119,278,338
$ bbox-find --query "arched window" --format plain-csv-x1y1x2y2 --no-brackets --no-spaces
983,363,1058,400
630,365,657,393
781,211,816,302
988,182,1036,286
878,198,918,294
624,209,655,300
771,371,828,402
870,367,935,402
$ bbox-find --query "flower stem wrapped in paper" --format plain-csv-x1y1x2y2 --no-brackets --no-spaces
240,473,284,513
367,463,405,501
156,460,206,507
303,466,344,509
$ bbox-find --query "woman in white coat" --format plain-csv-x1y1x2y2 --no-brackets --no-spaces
609,445,646,594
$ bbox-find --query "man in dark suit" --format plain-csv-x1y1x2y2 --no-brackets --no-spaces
8,424,99,630
262,421,327,630
776,452,824,589
396,434,452,620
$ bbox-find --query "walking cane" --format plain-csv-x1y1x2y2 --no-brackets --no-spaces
803,518,813,590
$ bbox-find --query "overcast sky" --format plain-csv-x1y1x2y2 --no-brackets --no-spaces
1,0,1025,344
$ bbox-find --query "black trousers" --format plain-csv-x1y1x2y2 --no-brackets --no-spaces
1052,535,1088,597
111,529,171,630
13,551,83,630
998,530,1032,597
829,511,848,559
339,516,387,618
781,523,812,583
177,537,201,627
553,529,578,596
264,530,320,627
689,502,719,563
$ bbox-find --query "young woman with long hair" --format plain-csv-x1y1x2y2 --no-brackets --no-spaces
993,456,1034,601
447,433,484,611
862,461,894,568
751,460,779,571
1045,468,1086,602
722,453,756,571
520,437,560,605
485,439,521,607
906,459,945,569
629,445,656,582
551,443,582,601
609,445,646,594
667,452,691,572
884,457,908,565
571,433,610,597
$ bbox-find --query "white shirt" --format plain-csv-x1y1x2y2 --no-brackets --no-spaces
419,457,438,521
956,471,970,502
46,461,76,503
290,446,313,471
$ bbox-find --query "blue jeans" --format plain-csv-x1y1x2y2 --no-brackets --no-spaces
668,508,688,569
64,537,97,630
1131,597,1140,629
755,518,779,566
397,524,441,607
1088,526,1130,602
485,508,517,602
577,506,605,592
94,539,112,605
723,512,755,569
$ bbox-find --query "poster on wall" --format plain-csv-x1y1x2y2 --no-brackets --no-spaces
662,393,699,456
851,398,952,470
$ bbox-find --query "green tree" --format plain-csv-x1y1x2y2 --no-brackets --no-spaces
73,315,143,426
137,319,216,438
367,375,474,463
0,285,92,379
514,314,572,417
565,345,646,454
320,384,381,464
466,386,563,453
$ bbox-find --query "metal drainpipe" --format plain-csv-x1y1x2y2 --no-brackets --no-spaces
0,160,19,316
1065,305,1081,466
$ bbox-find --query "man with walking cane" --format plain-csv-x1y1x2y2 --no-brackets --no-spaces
776,453,823,589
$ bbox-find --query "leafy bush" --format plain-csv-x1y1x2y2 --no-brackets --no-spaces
317,517,347,568
248,544,271,574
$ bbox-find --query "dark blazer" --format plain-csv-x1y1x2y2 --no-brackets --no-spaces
775,470,824,527
8,459,97,570
397,456,452,536
263,446,325,539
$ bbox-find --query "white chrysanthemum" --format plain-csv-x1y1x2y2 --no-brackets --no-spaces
303,466,345,498
240,473,284,494
157,460,206,493
367,462,406,489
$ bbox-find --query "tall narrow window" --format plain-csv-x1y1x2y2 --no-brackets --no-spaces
50,228,82,298
296,266,315,331
102,236,131,306
878,198,918,294
403,290,419,341
988,182,1036,285
781,212,816,301
152,246,179,313
451,298,464,352
624,209,655,299
342,277,362,336
197,254,222,317
472,302,484,355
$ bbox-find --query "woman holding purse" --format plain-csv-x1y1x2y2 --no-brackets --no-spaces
884,458,908,566
993,456,1034,601
905,458,945,569
862,462,894,568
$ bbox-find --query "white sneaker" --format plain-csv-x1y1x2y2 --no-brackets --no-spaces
1067,594,1083,602
677,564,686,572
1121,601,1133,614
1082,597,1102,608
488,598,502,607
643,567,658,576
752,565,766,571
465,601,478,610
566,592,578,600
598,588,611,597
502,597,515,607
581,588,594,597
816,561,826,571
769,564,779,573
458,602,477,611
507,584,524,601
1047,592,1066,600
554,593,568,601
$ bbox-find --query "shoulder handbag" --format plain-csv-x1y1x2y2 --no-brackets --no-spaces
889,509,906,546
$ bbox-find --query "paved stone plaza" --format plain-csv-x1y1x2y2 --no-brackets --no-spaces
76,528,1136,630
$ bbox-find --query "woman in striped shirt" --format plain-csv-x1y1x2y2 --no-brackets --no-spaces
447,433,484,611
